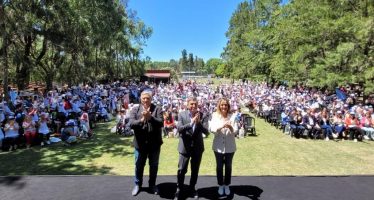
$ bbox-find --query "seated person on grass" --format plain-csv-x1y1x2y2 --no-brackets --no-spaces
116,108,133,136
79,111,92,138
3,115,20,151
22,115,37,148
61,119,78,145
163,110,175,137
38,112,51,146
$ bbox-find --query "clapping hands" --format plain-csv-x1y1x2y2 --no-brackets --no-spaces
223,121,234,132
192,112,200,124
141,107,152,122
218,121,234,133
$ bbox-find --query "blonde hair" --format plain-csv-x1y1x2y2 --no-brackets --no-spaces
25,115,32,121
216,98,231,116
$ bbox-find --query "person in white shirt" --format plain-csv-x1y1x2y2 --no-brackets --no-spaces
209,98,238,197
4,115,20,151
38,113,51,146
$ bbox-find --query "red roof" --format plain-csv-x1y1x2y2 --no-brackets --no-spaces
145,72,170,78
144,70,170,78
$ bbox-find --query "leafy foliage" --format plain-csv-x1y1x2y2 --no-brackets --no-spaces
0,0,152,92
224,0,374,94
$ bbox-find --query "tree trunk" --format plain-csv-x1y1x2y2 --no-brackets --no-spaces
16,35,33,90
95,47,98,78
45,72,54,92
1,37,10,101
68,53,77,87
0,1,10,101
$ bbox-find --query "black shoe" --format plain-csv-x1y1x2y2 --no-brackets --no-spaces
190,188,198,199
132,185,140,196
150,185,159,195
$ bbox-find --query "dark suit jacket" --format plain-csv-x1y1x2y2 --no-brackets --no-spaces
129,104,163,151
302,115,317,127
318,118,331,126
177,110,209,155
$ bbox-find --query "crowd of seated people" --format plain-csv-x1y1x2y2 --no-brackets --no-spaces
1,80,373,152
0,83,130,151
250,83,374,142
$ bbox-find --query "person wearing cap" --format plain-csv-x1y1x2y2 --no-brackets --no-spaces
129,89,163,196
3,115,20,151
61,119,78,145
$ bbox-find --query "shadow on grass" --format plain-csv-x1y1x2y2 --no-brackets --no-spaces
0,122,133,175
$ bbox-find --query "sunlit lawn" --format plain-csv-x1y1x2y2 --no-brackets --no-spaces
1,115,374,176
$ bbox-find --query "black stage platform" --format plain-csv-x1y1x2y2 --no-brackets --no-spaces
1,175,373,200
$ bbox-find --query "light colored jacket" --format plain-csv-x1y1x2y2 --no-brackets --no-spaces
209,112,237,154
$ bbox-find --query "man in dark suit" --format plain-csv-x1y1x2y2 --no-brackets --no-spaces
129,90,163,196
175,96,209,199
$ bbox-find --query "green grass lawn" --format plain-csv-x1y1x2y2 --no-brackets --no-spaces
1,116,374,176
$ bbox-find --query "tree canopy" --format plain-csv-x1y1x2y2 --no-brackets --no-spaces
0,0,152,98
223,0,374,94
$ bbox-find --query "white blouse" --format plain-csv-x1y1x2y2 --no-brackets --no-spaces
209,112,237,154
38,121,50,134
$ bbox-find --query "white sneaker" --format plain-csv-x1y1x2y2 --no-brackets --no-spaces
224,185,230,195
46,141,51,145
354,139,358,142
218,185,224,196
325,137,329,141
332,133,338,139
41,142,44,147
364,135,370,140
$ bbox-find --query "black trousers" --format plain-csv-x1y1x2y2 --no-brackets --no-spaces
177,151,203,190
2,136,19,149
214,151,235,186
134,148,160,187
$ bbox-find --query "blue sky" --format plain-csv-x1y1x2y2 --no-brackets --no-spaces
128,0,288,62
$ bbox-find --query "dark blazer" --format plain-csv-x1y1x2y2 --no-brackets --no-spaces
302,115,317,127
129,104,163,151
318,118,331,126
177,110,209,154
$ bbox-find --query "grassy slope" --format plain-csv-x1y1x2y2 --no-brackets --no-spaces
1,116,374,176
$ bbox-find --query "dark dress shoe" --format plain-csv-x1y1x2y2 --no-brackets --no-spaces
132,185,140,196
150,185,159,195
190,188,198,199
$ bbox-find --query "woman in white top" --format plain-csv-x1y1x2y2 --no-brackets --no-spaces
209,98,238,197
4,115,20,151
38,113,51,146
